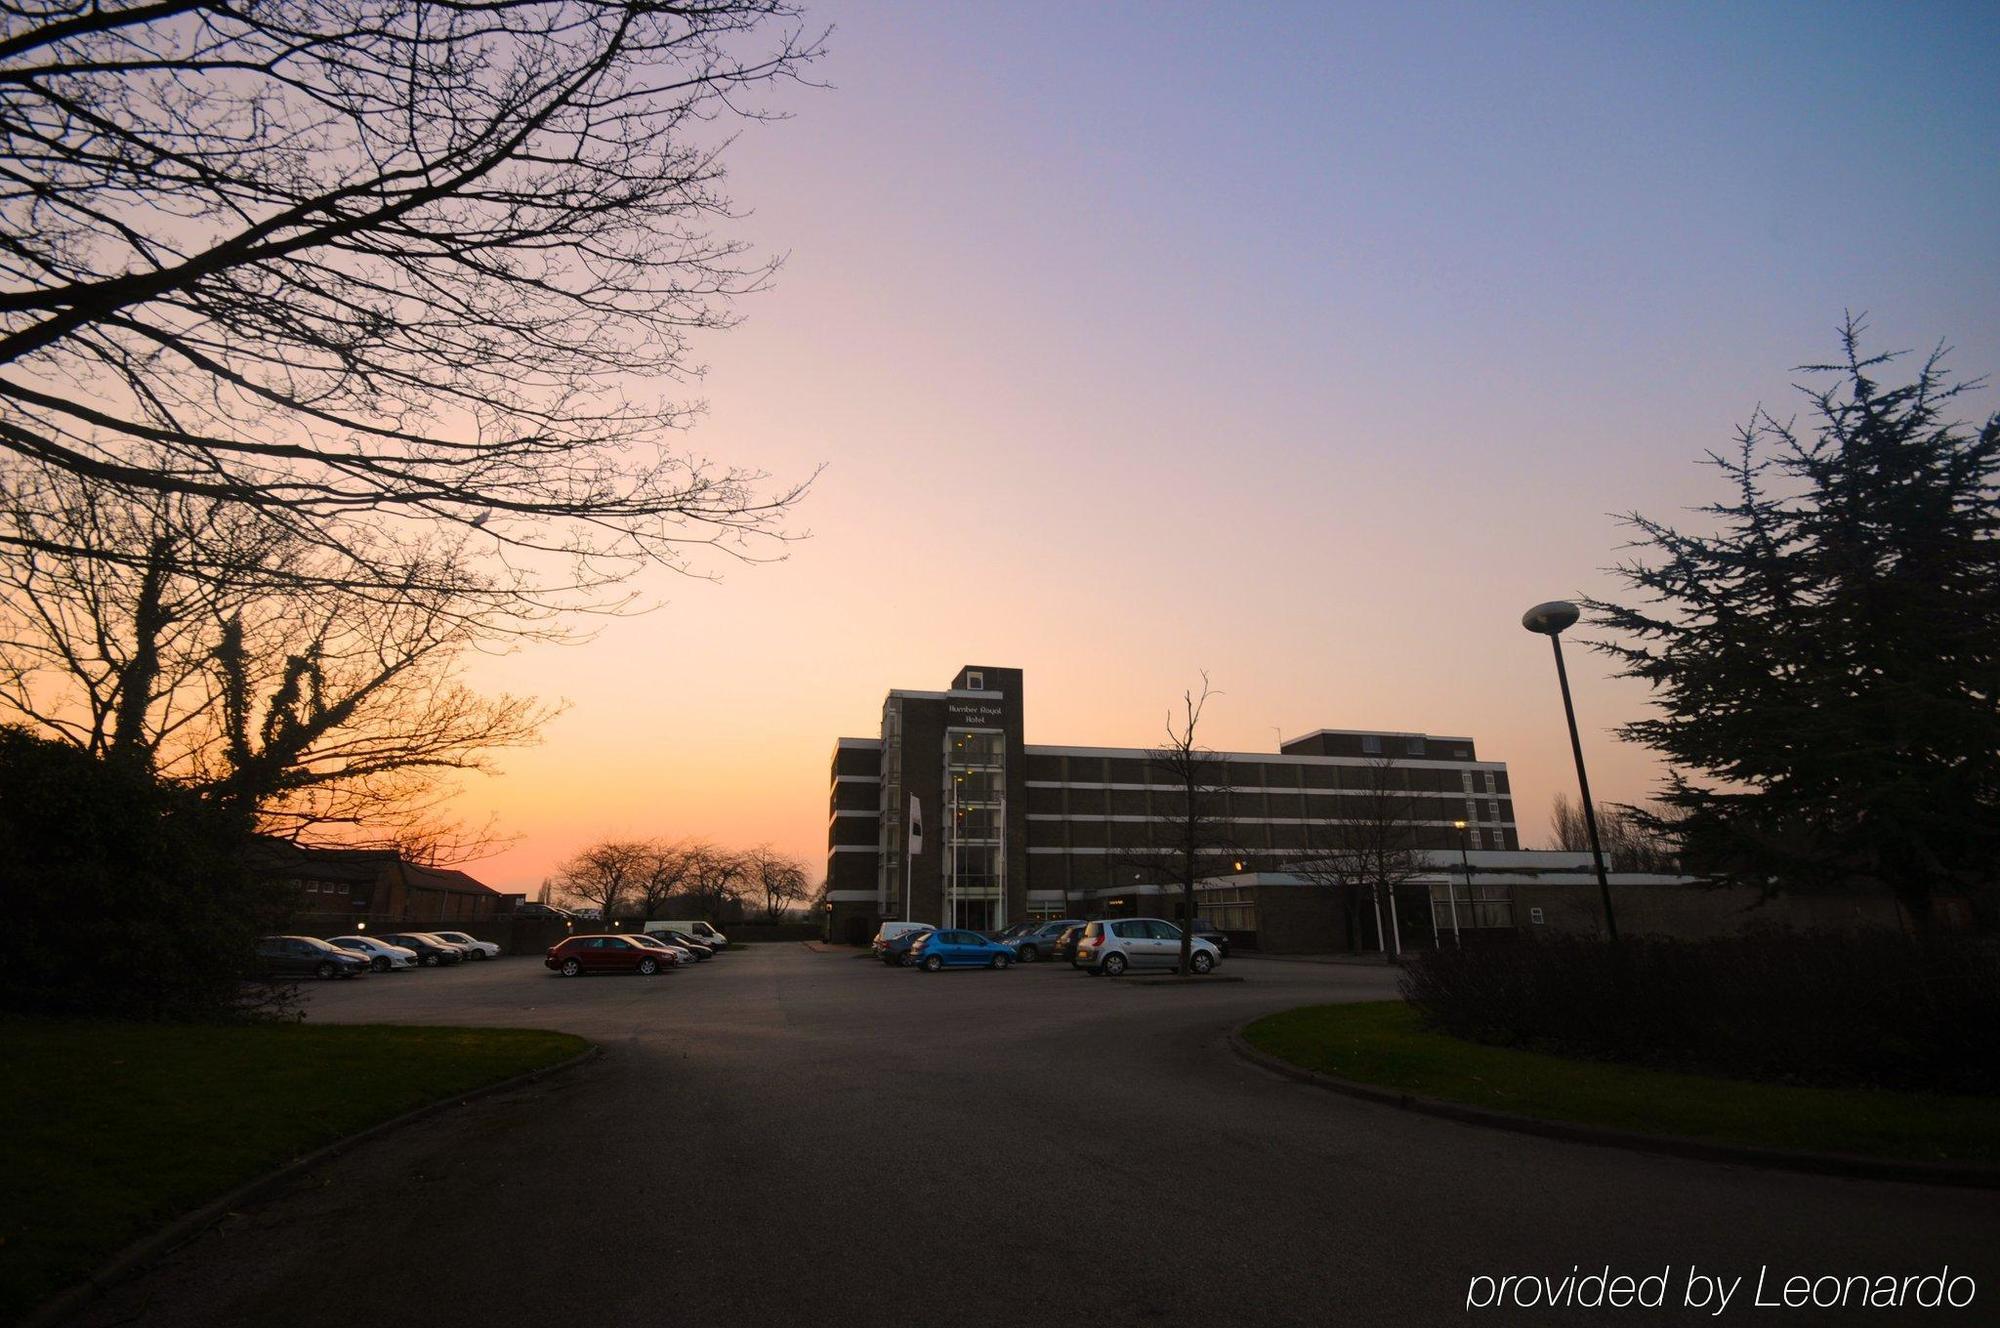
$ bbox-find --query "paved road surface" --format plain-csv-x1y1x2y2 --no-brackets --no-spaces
77,946,1999,1327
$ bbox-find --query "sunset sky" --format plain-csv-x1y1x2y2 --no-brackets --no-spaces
456,1,2000,895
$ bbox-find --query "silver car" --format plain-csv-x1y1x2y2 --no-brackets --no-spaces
1072,918,1220,976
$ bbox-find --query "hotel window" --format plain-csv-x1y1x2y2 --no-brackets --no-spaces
1200,885,1257,932
1405,737,1424,756
965,670,984,691
1430,883,1514,931
1361,735,1382,755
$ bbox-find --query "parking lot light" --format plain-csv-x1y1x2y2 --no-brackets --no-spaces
1521,599,1619,945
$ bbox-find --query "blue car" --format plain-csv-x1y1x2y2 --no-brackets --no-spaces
909,929,1016,972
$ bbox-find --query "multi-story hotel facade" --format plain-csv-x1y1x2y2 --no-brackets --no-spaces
825,665,1521,947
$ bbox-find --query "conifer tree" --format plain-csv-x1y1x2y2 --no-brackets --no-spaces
1587,318,2000,924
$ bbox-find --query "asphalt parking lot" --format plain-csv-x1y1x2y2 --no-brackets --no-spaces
77,945,2000,1327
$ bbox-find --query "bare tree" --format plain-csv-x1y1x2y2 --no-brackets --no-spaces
0,2,825,613
681,841,747,921
1295,757,1429,956
552,839,654,921
0,472,549,852
1118,674,1235,976
1549,794,1683,874
748,846,809,923
631,840,698,920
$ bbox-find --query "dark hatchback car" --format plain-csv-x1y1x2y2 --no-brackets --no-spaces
257,935,367,980
377,932,465,967
546,934,669,976
657,930,716,959
1188,917,1232,959
1050,923,1093,965
879,926,934,966
1008,918,1083,963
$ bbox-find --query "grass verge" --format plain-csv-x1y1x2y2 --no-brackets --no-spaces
0,1018,586,1323
1243,1002,1998,1166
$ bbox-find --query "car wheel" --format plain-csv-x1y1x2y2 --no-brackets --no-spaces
1017,945,1039,963
921,955,943,972
990,953,1010,970
371,956,389,972
898,953,915,967
560,958,582,977
475,949,490,960
1102,952,1127,977
1191,951,1215,975
314,960,336,980
422,953,439,967
638,957,659,976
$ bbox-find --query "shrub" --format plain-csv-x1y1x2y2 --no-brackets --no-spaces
1400,931,2000,1095
0,727,292,1020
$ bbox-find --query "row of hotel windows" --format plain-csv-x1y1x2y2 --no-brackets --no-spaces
1022,763,1505,794
1019,823,1511,851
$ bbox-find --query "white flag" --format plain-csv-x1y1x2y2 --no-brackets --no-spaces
908,794,924,858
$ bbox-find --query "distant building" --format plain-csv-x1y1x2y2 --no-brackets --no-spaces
825,665,1520,946
253,839,517,926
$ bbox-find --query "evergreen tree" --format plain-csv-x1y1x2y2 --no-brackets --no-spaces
1587,318,2000,924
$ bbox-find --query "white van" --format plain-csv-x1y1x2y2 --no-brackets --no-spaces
645,920,729,948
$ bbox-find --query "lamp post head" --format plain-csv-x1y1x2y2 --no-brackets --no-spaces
1522,600,1581,636
1453,820,1466,830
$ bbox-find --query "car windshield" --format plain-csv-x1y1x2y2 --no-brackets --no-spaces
299,936,337,951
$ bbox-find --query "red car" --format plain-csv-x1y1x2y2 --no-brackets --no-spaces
545,934,669,977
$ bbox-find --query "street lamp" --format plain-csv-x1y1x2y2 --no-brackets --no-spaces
1522,600,1619,944
1448,821,1468,947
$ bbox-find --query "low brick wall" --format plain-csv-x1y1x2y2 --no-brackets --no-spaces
722,921,821,943
1513,880,1902,940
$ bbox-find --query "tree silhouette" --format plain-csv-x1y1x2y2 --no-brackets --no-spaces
1587,317,2000,924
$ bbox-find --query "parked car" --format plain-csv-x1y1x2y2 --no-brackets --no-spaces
986,919,1042,944
416,932,479,959
429,930,501,960
627,933,687,966
1051,923,1091,964
516,902,575,920
377,932,465,966
257,935,367,980
1008,918,1083,963
655,929,715,959
1188,917,1232,959
647,919,729,949
907,929,1017,972
878,926,935,967
327,935,418,972
1072,918,1220,976
545,934,668,976
870,920,933,960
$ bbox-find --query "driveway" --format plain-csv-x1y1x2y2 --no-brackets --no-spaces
77,946,1998,1327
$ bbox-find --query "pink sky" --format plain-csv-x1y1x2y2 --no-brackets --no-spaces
451,2,2000,894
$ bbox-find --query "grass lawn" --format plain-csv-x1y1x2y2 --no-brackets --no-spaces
0,1018,586,1323
1244,1002,1999,1167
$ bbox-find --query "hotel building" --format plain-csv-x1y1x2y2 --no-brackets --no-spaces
825,665,1520,947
